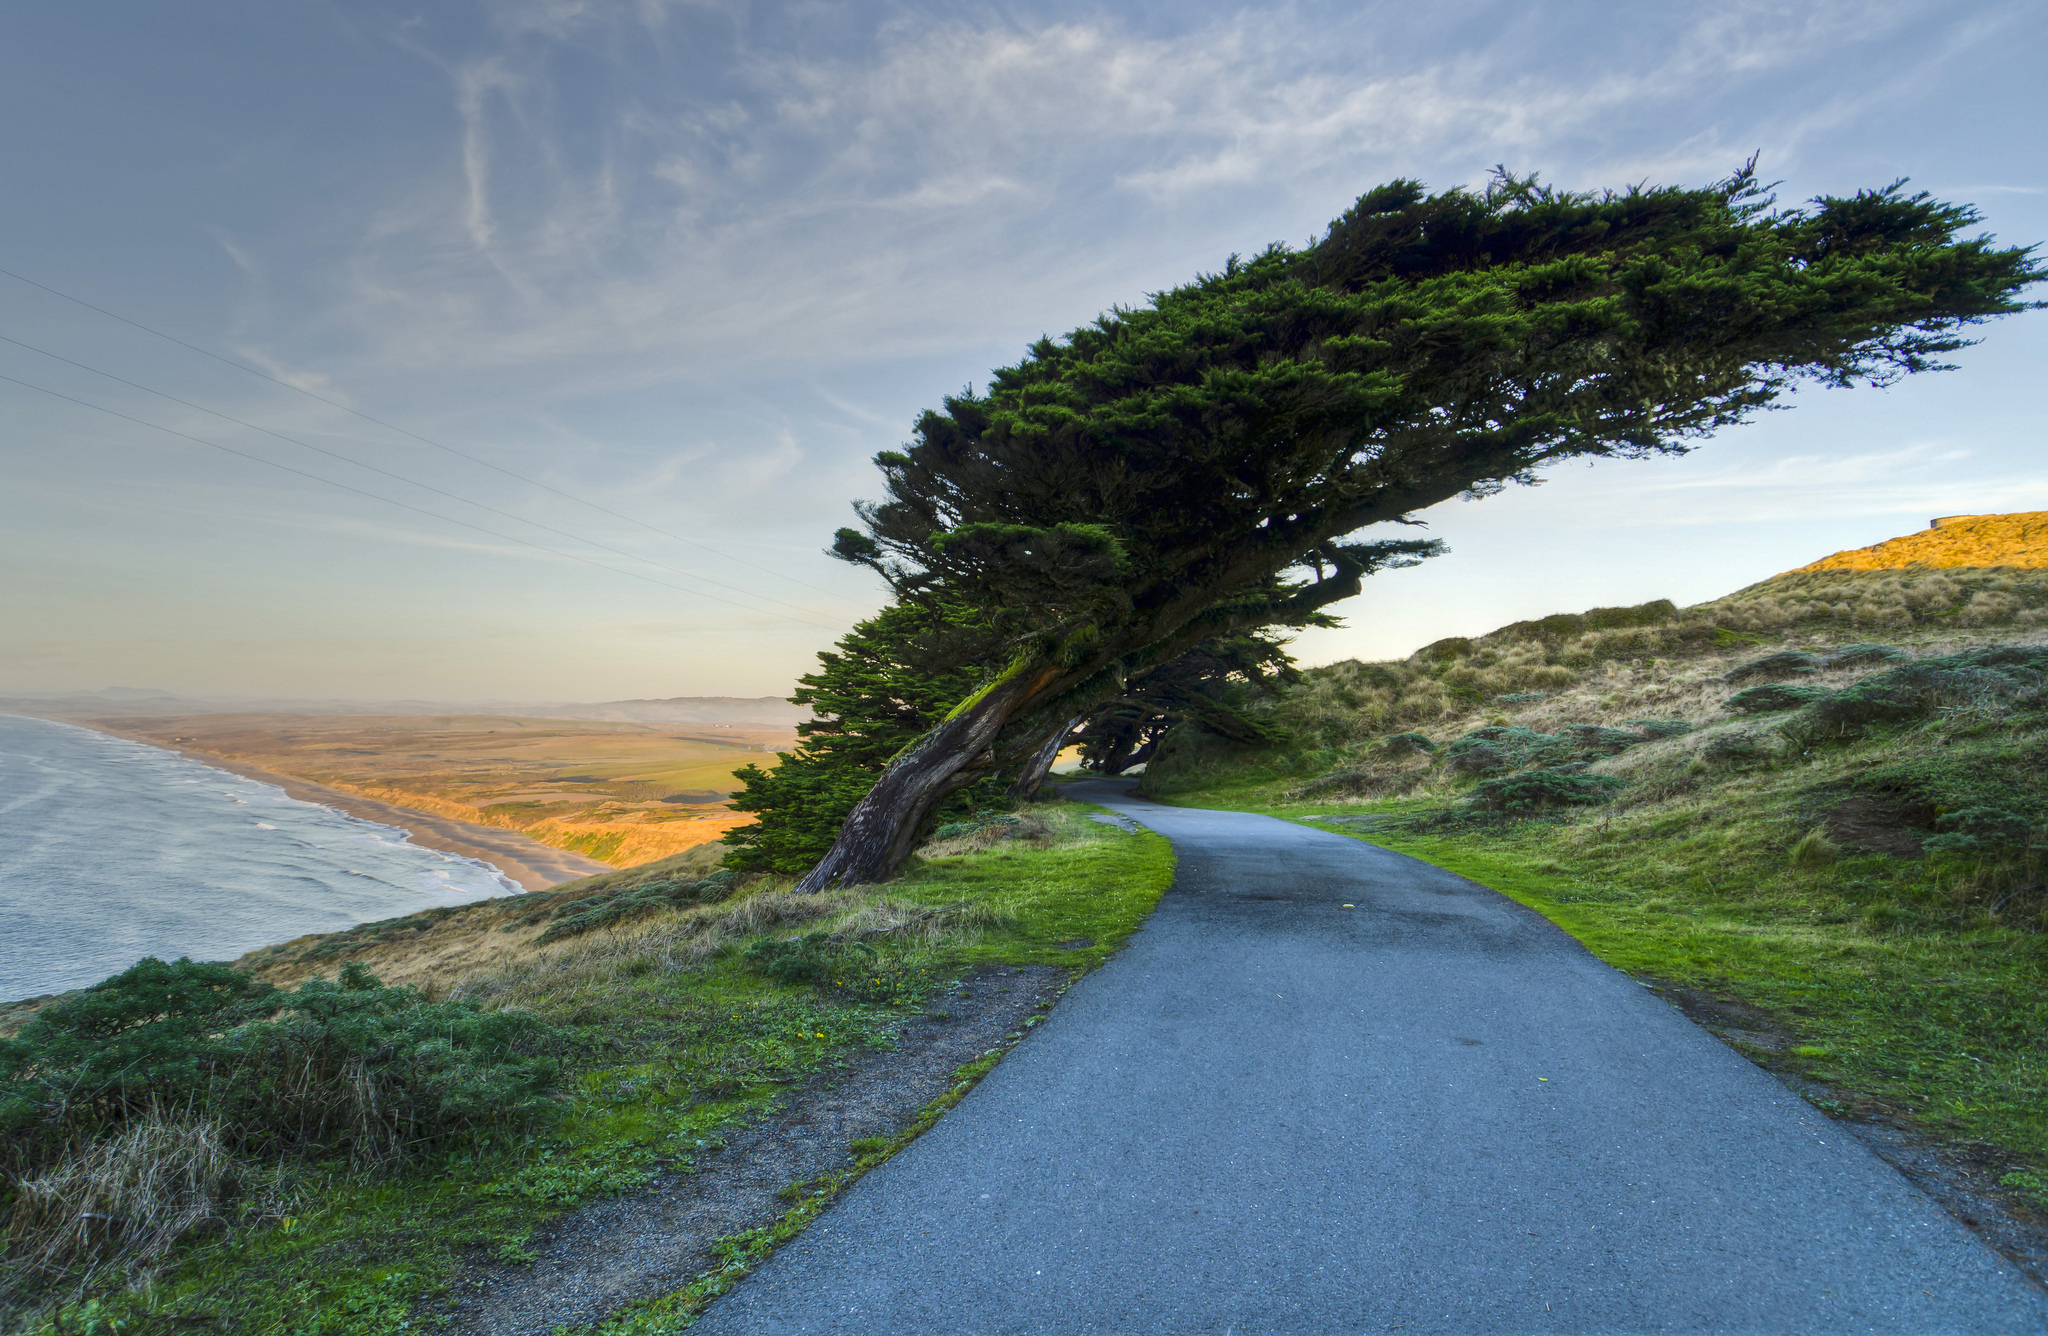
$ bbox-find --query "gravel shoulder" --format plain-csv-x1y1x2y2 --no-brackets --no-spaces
441,965,1068,1335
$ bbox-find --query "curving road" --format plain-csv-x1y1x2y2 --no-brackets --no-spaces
692,781,2046,1334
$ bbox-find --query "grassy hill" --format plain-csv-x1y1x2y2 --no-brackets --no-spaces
1143,515,2048,1234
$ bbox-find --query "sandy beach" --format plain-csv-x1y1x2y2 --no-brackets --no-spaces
77,723,612,891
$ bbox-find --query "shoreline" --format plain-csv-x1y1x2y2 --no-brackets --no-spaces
63,719,614,892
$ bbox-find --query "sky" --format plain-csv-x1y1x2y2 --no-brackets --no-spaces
2,0,2043,702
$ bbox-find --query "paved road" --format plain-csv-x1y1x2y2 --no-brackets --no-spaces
693,782,2046,1334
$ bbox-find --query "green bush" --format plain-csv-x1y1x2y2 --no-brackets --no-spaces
1723,650,1821,683
1444,741,1509,776
0,958,562,1172
1445,725,1643,773
1459,770,1628,815
534,869,738,944
1791,649,2047,737
1725,683,1834,714
1626,719,1693,739
1924,807,2037,855
1383,732,1437,755
1819,643,1906,668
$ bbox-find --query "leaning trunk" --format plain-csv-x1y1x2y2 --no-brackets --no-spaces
1007,715,1084,803
794,665,1057,892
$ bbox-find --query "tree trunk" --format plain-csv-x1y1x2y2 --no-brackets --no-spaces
1008,715,1084,803
794,664,1057,892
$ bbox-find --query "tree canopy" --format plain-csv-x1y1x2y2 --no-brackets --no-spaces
773,165,2040,890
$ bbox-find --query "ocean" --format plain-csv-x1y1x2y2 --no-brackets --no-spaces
0,713,517,1001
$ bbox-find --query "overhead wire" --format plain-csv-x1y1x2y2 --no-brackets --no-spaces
0,330,851,625
0,371,849,632
0,264,850,598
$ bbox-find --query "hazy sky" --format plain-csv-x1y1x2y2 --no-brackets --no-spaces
3,0,2043,701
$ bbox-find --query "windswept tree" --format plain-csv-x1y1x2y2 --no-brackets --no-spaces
793,166,2040,891
1073,628,1309,777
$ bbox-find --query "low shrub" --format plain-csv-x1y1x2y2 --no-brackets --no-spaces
1445,742,1509,776
1725,683,1834,714
931,811,1022,843
534,869,738,944
1700,728,1787,768
1723,650,1821,683
1460,769,1628,815
1626,719,1693,739
1925,807,2037,855
1791,647,2048,737
1383,732,1437,755
1,959,563,1171
1819,643,1906,669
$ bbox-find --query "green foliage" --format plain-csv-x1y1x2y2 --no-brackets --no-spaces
1925,807,2037,855
1791,646,2048,737
1723,650,1821,682
534,871,737,944
1821,643,1907,668
740,933,936,1007
1725,682,1835,713
1074,629,1310,775
798,166,2039,885
723,603,1009,874
1,960,562,1173
1459,769,1629,815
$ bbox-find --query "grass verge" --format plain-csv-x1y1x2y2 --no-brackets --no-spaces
11,801,1171,1334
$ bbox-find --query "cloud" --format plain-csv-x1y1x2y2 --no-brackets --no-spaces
325,0,1972,394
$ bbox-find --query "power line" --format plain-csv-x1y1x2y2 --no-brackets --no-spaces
0,330,851,624
0,372,849,632
0,264,850,598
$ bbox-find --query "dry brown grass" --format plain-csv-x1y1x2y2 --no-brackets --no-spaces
3,1114,254,1291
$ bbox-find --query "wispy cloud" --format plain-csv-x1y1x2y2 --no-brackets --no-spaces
321,0,1977,399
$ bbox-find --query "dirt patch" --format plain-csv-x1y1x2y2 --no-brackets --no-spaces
1819,795,1930,857
436,965,1068,1335
1649,980,2048,1289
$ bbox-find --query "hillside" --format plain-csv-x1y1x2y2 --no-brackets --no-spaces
1798,511,2048,573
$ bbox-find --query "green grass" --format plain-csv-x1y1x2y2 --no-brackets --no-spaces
888,805,1175,970
18,800,1172,1335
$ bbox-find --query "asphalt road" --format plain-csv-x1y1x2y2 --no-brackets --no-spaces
692,781,2046,1334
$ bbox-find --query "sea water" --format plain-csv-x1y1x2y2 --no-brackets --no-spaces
0,714,517,1000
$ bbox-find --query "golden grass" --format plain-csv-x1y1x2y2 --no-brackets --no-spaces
1794,510,2048,573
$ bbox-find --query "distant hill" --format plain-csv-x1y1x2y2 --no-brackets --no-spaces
0,692,808,726
1793,511,2048,573
520,697,810,726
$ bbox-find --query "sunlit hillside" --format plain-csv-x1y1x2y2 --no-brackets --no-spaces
1796,511,2048,573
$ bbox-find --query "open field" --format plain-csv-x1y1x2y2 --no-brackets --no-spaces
98,714,798,870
